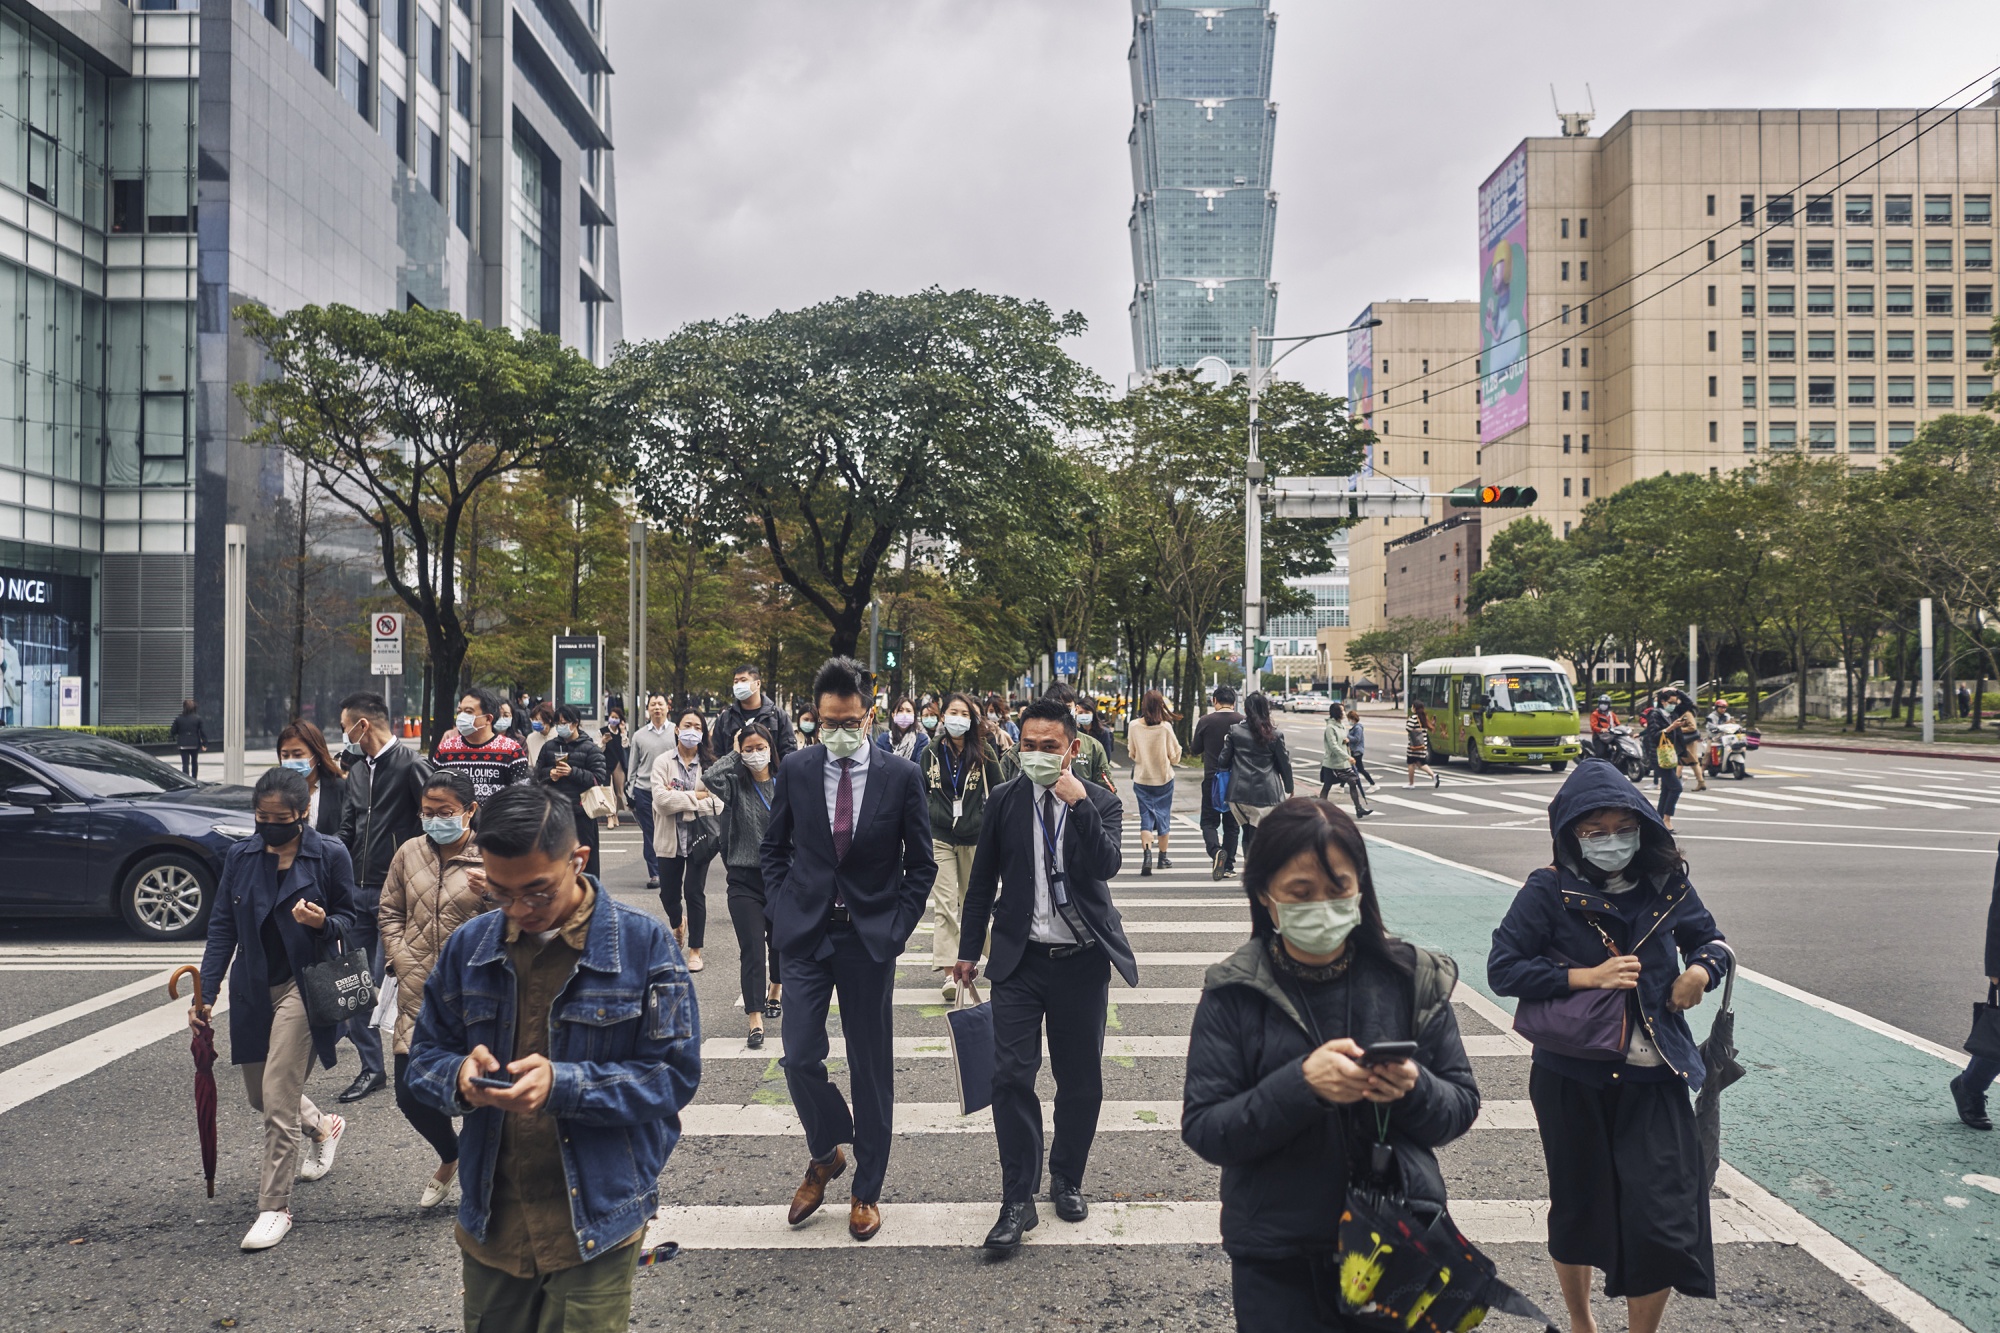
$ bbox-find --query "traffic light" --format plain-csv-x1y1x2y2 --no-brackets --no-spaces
880,631,905,671
1252,636,1271,660
1447,484,1539,509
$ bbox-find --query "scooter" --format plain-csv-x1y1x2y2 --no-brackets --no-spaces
1704,722,1757,780
1590,724,1650,784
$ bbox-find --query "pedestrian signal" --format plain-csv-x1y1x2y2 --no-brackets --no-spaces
880,632,906,671
1447,484,1538,509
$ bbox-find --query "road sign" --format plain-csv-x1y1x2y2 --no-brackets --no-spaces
1269,475,1432,519
58,676,82,727
370,613,404,676
1054,651,1079,676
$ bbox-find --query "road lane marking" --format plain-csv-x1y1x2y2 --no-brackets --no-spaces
1673,833,1995,856
696,1034,1524,1060
0,971,175,1049
1734,789,1882,810
1429,791,1552,815
1365,790,1461,815
1102,898,1247,908
643,1197,1786,1250
906,921,1243,936
675,1099,1540,1136
1899,786,2000,805
0,964,175,972
0,989,230,1117
1669,792,1805,812
1784,785,1964,810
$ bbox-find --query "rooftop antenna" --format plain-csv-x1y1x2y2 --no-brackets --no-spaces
1550,83,1596,137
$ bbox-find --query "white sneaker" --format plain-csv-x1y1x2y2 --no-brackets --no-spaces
419,1166,458,1210
298,1114,344,1182
240,1210,292,1251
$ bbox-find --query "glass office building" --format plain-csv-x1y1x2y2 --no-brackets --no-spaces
1126,1,1278,378
0,0,619,729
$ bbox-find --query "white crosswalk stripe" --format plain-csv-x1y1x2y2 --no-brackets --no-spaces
678,1099,1543,1137
697,1033,1529,1060
1430,790,1551,816
1785,784,1965,810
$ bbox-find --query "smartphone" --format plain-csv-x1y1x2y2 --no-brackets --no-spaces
1358,1040,1418,1067
470,1072,516,1090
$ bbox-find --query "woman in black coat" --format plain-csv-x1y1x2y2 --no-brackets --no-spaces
534,703,609,870
1183,798,1480,1329
275,719,346,835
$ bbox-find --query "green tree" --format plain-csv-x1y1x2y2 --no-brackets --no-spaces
1345,618,1451,699
237,305,609,745
613,288,1097,657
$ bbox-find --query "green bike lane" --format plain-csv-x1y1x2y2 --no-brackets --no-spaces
1362,833,2000,1333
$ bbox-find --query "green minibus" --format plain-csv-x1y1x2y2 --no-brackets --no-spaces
1409,654,1583,773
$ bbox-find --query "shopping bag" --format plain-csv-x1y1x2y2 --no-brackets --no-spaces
580,785,616,820
297,924,379,1028
944,981,994,1116
1967,983,2000,1062
1210,771,1231,812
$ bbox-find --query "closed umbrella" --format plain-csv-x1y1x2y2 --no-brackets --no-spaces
168,966,219,1198
1694,942,1743,1198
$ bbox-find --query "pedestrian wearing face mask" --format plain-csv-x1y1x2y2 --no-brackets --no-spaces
1041,683,1115,791
697,721,784,1047
877,696,929,762
918,699,941,745
598,712,627,829
275,720,346,836
431,686,530,803
1217,692,1293,857
627,693,676,893
378,769,485,1209
1488,759,1732,1333
953,698,1134,1252
495,700,518,741
794,705,821,747
191,765,361,1251
1182,798,1480,1327
525,701,556,765
921,692,1017,998
712,663,798,761
535,704,609,872
651,710,721,971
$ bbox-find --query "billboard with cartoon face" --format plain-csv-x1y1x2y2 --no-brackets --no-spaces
1479,143,1529,443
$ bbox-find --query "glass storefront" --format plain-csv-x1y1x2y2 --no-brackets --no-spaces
0,564,91,727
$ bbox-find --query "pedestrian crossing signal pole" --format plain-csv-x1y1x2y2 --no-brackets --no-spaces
223,524,247,787
1920,597,1935,744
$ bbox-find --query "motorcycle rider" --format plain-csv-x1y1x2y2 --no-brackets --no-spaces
1587,695,1620,761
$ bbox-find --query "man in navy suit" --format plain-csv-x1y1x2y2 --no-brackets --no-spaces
954,697,1137,1253
761,656,937,1241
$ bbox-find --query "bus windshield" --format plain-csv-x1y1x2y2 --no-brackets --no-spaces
1482,672,1576,714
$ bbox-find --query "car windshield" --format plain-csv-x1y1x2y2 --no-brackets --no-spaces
17,736,201,797
1482,672,1576,714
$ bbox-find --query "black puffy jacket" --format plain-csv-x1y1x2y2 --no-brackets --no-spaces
535,733,609,809
1182,935,1480,1261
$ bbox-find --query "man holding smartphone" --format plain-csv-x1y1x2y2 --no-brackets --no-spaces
407,782,701,1333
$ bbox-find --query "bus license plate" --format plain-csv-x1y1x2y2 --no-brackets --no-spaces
1525,752,1545,760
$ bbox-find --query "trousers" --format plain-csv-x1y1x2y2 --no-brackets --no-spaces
461,1236,643,1333
394,1051,459,1164
1200,780,1240,865
780,921,897,1202
239,980,328,1212
657,855,709,949
991,946,1110,1203
927,840,984,971
1231,1256,1342,1330
630,790,659,882
723,865,779,1014
179,748,200,778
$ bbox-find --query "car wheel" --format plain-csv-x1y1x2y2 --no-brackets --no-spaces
119,853,214,941
1465,740,1488,775
1550,760,1568,773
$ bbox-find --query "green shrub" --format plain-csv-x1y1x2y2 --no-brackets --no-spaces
60,725,174,746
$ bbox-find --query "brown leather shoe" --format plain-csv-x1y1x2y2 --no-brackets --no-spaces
848,1198,882,1242
786,1149,846,1226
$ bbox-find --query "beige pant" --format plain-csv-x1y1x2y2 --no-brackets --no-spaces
240,980,328,1212
927,841,987,972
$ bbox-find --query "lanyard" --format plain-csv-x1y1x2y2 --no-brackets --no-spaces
752,778,773,812
937,741,972,798
1034,793,1069,903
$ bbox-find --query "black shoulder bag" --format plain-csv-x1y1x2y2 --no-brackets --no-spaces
298,922,381,1028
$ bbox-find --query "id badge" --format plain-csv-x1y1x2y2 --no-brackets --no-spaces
952,799,964,821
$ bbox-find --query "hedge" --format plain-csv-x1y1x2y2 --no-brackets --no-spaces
59,725,175,746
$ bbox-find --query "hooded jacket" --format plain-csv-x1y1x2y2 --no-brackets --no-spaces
1487,758,1731,1092
1182,935,1479,1260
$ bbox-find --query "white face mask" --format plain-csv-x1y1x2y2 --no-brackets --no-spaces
943,715,972,737
552,724,573,741
1076,711,1094,726
742,749,771,771
678,728,703,749
456,712,479,736
495,715,512,732
732,680,756,702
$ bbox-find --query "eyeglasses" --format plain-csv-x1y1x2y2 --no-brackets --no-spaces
480,888,560,910
1575,828,1639,844
819,717,866,733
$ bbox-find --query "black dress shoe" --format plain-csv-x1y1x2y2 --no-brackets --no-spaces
747,1027,765,1050
338,1071,386,1103
1951,1074,1993,1130
982,1200,1038,1252
1049,1175,1088,1222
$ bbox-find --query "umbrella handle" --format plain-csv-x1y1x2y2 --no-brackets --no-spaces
1709,941,1737,1017
168,965,212,1025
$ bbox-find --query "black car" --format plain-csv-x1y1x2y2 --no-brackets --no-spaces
0,729,257,942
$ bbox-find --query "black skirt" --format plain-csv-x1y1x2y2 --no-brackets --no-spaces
1529,1063,1715,1300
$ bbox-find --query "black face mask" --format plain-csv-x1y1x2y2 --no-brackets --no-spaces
257,819,304,848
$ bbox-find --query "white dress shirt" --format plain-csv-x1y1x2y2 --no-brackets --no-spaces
1028,785,1075,945
822,735,873,829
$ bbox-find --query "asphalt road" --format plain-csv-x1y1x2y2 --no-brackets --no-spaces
0,729,1988,1332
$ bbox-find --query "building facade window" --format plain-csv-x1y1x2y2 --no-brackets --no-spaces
1768,330,1795,361
1846,240,1873,270
1742,377,1757,407
1885,240,1913,271
1742,422,1758,452
1885,195,1912,225
1927,377,1954,408
456,53,474,117
1967,195,1993,225
381,87,409,161
1924,195,1952,225
1846,285,1873,315
1968,330,1994,361
1926,240,1953,270
1969,377,1993,407
1741,332,1757,360
416,121,442,199
1888,422,1915,450
1767,287,1794,315
1806,241,1833,270
1849,423,1876,453
1848,376,1875,406
1767,241,1794,270
336,41,368,118
1806,285,1834,314
1807,422,1836,452
1927,330,1955,361
1845,195,1873,224
1887,376,1915,406
1767,195,1793,225
509,132,559,334
419,10,444,88
1769,422,1797,451
1806,331,1833,361
1967,286,1994,315
453,153,472,235
1925,286,1953,315
1886,285,1914,314
1848,330,1874,360
290,0,326,71
1807,377,1835,406
1967,240,1993,270
1768,377,1796,407
1886,330,1914,361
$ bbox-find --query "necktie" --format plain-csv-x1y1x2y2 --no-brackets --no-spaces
833,758,854,862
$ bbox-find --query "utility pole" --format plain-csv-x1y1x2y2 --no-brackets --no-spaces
1688,624,1699,710
1920,597,1935,743
223,524,247,786
628,521,647,711
869,599,881,675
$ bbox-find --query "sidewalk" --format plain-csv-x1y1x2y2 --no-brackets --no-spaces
1755,732,2000,764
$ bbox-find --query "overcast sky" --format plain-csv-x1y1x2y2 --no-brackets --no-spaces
611,0,1998,396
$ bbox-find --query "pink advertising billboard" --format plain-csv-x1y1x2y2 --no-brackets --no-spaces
1479,143,1529,443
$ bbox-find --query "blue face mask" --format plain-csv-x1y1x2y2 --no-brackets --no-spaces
280,757,314,774
423,815,466,845
531,720,545,733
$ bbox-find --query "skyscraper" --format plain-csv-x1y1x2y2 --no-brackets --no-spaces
1126,1,1278,380
0,0,619,727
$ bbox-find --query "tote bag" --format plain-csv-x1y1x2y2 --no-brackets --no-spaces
297,924,380,1028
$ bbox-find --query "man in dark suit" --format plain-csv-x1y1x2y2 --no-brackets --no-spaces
953,697,1137,1253
761,656,937,1242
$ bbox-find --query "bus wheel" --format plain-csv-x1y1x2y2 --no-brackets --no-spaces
1465,740,1488,774
1550,760,1568,773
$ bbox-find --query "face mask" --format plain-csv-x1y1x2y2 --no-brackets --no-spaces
799,719,817,734
343,738,364,757
1578,829,1642,875
742,749,771,771
531,720,545,733
1270,896,1362,956
920,715,938,731
677,728,703,748
1075,712,1094,726
457,712,479,735
256,819,303,848
280,757,314,774
1019,752,1065,787
423,815,466,845
893,711,915,728
733,680,756,702
943,715,971,738
822,726,866,759
495,715,512,732
555,724,576,741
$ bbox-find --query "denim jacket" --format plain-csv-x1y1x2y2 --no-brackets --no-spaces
406,880,702,1259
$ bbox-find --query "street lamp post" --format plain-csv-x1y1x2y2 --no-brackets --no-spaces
1243,318,1381,696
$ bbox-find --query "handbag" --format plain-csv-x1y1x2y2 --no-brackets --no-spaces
580,784,616,820
1655,738,1678,768
944,981,995,1115
1511,921,1631,1061
683,811,722,865
1967,983,2000,1062
296,923,379,1028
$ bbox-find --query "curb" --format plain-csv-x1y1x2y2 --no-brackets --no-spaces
1757,738,2000,765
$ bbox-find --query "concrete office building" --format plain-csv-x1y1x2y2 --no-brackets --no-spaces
1126,0,1278,379
0,0,619,729
1382,512,1480,626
